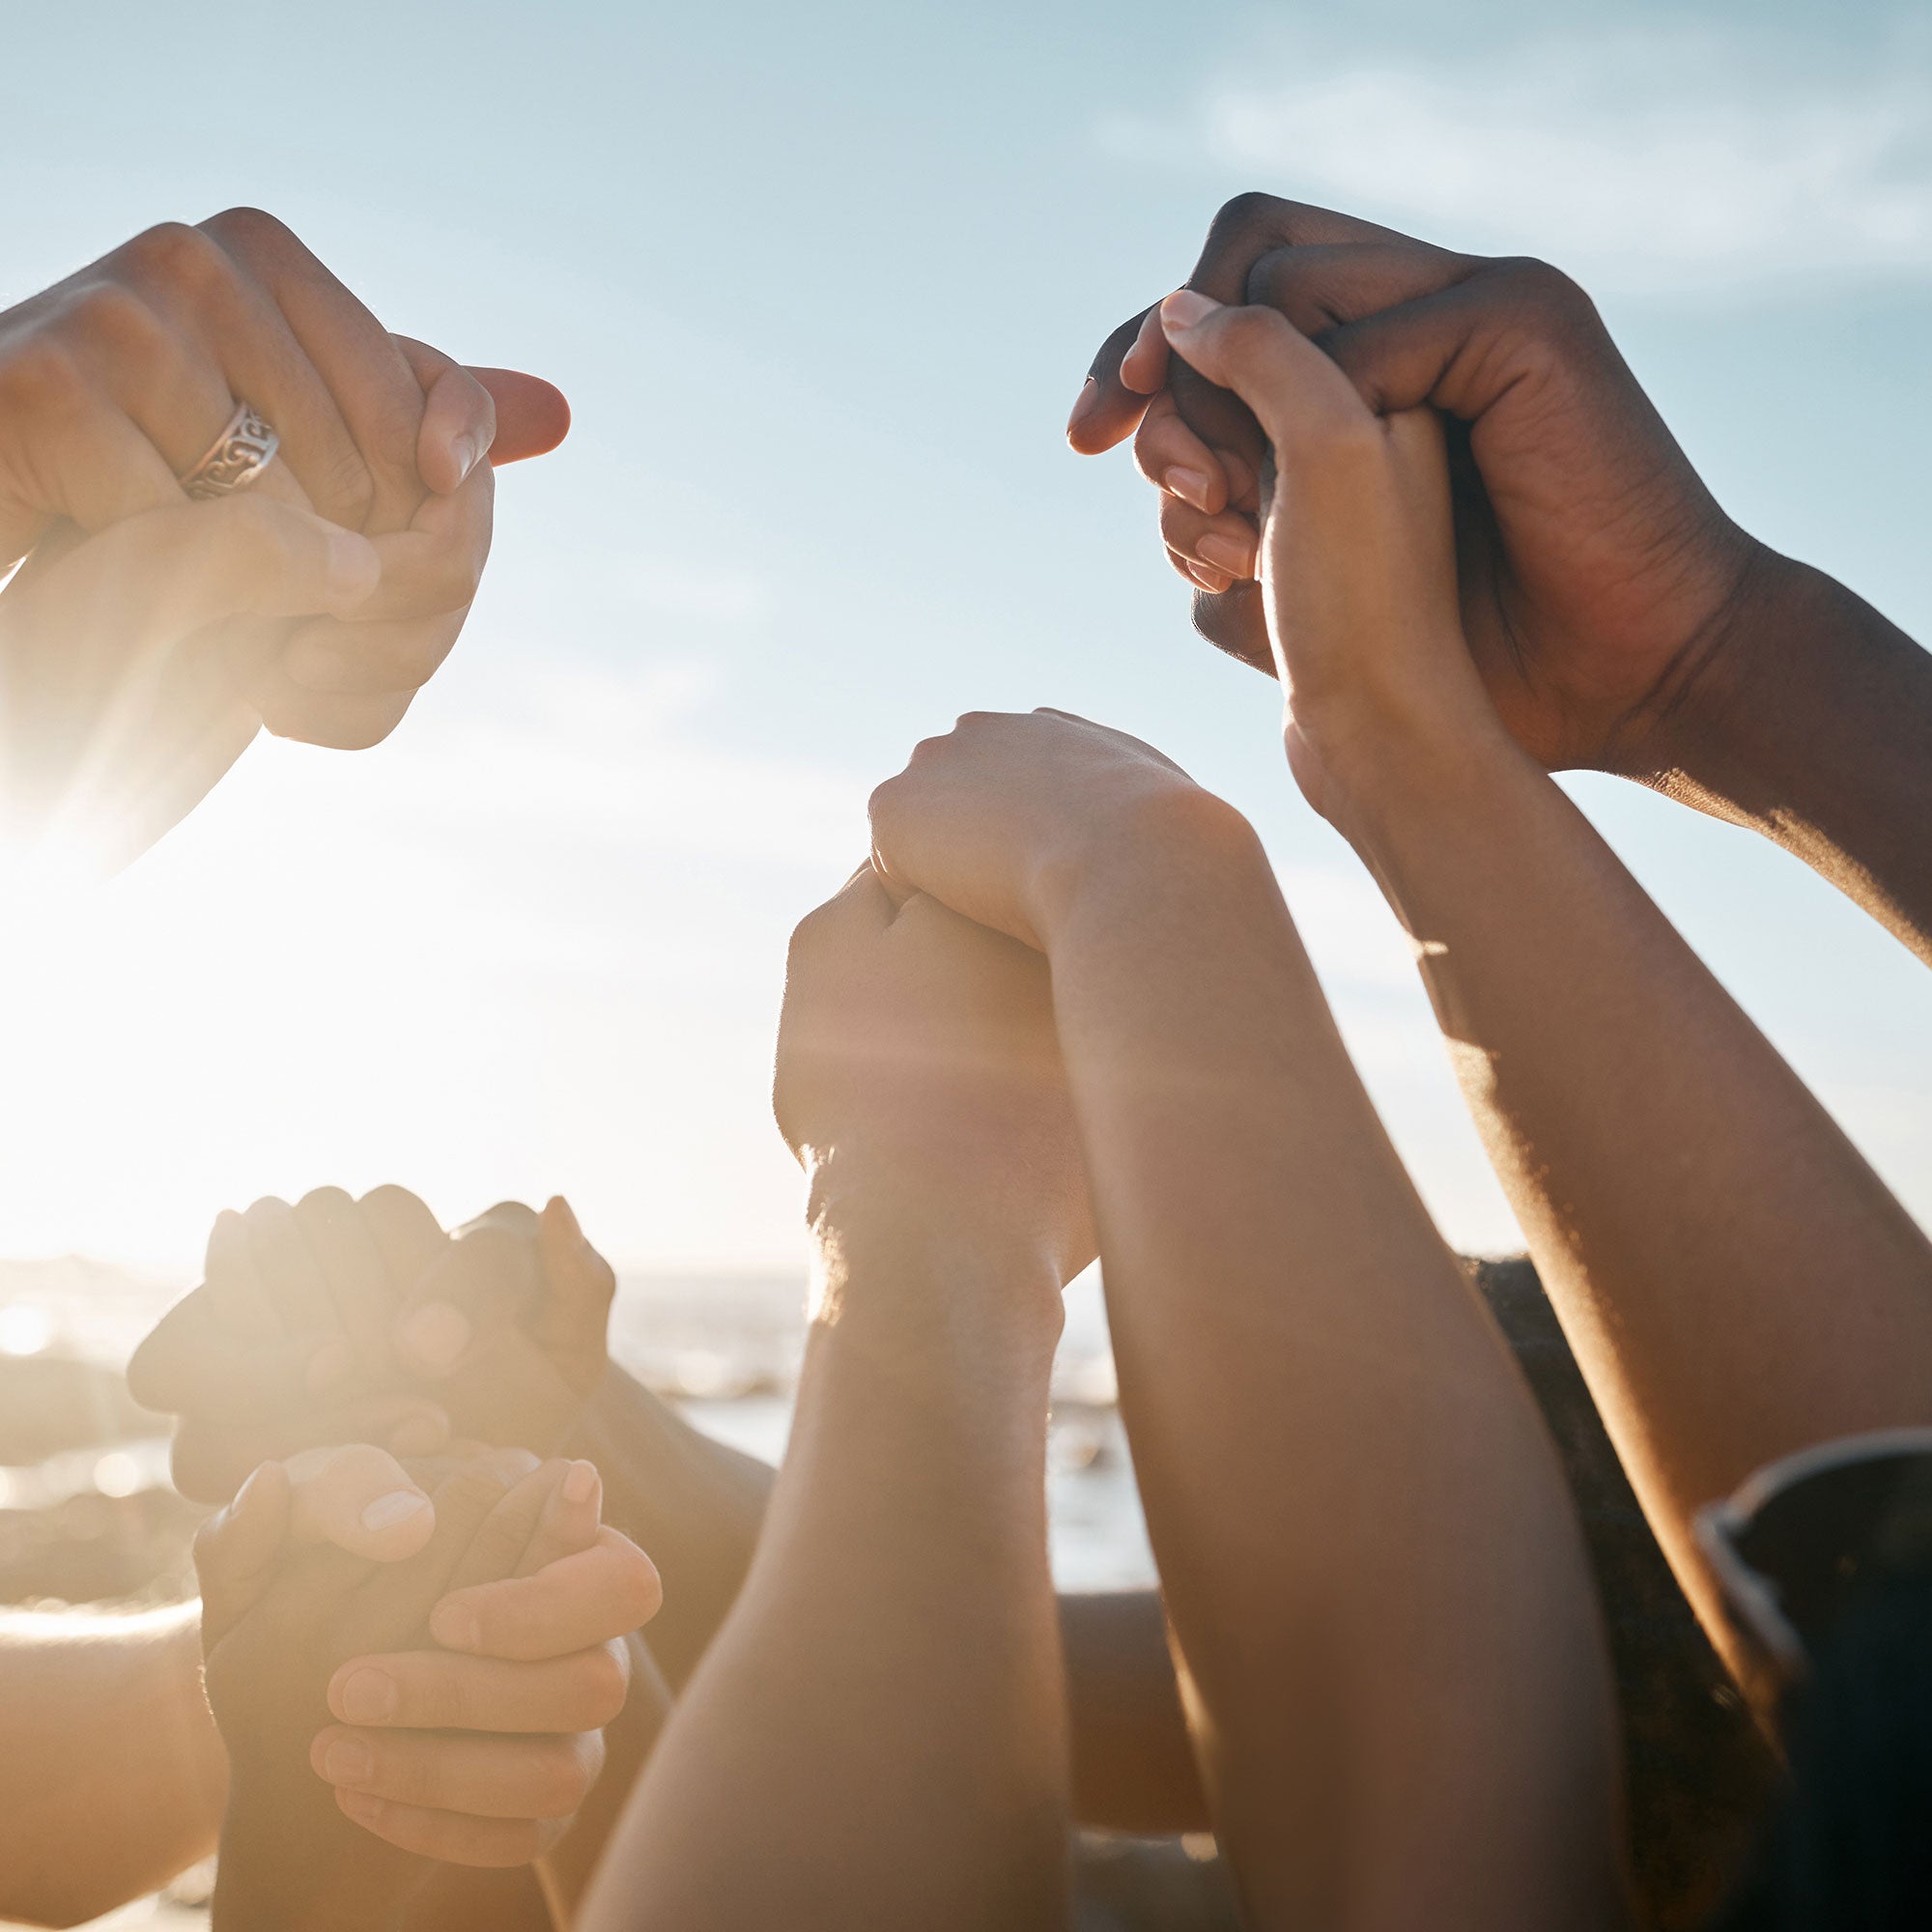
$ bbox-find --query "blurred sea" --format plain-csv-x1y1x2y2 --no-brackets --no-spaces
0,1257,1156,1596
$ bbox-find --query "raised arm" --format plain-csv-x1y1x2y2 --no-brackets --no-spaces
582,875,1093,1932
1072,193,1932,961
867,710,1627,1930
1151,287,1932,1697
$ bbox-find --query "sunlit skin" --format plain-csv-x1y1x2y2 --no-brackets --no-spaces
584,877,1092,1932
1106,283,1932,1709
0,1445,660,1928
1069,191,1932,968
0,210,569,870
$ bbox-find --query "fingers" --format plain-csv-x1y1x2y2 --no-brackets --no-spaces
1067,304,1157,453
198,208,425,536
527,1198,617,1378
1158,290,1362,451
1158,492,1258,586
313,1723,605,1823
1132,389,1229,516
293,1185,400,1382
438,1461,570,1599
270,459,492,701
431,1525,663,1660
391,337,497,497
330,1790,562,1867
393,1200,543,1381
3,497,379,658
191,1458,292,1644
356,1184,449,1293
517,1460,603,1577
327,1640,631,1734
283,1443,437,1561
464,368,571,464
127,1290,356,1425
165,1394,453,1506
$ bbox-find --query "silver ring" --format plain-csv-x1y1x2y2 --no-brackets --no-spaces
181,401,280,499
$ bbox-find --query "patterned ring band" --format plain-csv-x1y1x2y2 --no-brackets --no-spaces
181,402,281,499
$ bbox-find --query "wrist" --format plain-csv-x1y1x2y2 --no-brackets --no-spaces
804,1179,1067,1361
1033,781,1268,950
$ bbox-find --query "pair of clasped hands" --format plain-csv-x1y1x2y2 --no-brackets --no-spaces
0,209,569,864
128,1185,657,1908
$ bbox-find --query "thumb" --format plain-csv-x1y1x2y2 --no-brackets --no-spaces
1157,290,1363,453
192,1458,292,1645
283,1443,438,1562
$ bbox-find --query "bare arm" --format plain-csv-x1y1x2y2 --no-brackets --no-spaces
0,1605,224,1927
867,713,1628,1931
1152,289,1932,1704
1075,193,1932,963
583,880,1087,1932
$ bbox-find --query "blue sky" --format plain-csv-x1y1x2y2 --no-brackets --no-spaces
1,0,1927,1274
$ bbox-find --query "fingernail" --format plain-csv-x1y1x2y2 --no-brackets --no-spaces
397,1301,471,1377
562,1460,599,1506
338,1667,398,1724
1165,467,1214,512
431,1602,482,1652
324,1739,375,1785
448,433,481,486
1160,289,1220,333
1198,532,1256,575
306,1339,355,1393
1065,376,1101,435
1186,560,1233,594
361,1489,432,1534
325,529,381,603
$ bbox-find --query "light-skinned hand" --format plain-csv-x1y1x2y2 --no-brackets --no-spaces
1069,192,1760,778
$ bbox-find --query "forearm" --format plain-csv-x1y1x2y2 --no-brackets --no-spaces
1047,812,1622,1930
573,1367,1204,1831
582,1226,1072,1932
0,1605,224,1926
564,1364,773,1691
1354,732,1932,1657
534,1634,673,1925
1659,546,1932,963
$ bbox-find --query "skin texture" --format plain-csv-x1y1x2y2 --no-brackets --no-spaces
0,209,570,867
867,713,1628,1931
581,876,1087,1932
1070,192,1932,963
0,1447,656,1928
200,1452,658,1931
1145,285,1932,1707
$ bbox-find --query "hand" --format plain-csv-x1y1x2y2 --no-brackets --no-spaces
775,867,1095,1299
1069,192,1763,776
0,497,382,869
0,210,571,860
866,707,1235,950
1151,289,1511,825
128,1186,616,1498
198,1449,660,1922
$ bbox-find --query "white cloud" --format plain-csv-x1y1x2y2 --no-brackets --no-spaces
1103,22,1932,298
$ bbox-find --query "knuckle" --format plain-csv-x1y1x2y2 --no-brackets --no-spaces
306,447,378,531
199,205,301,263
1211,189,1291,238
1494,256,1590,321
576,1643,630,1726
0,336,86,416
57,282,167,359
115,221,230,298
532,1740,593,1817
